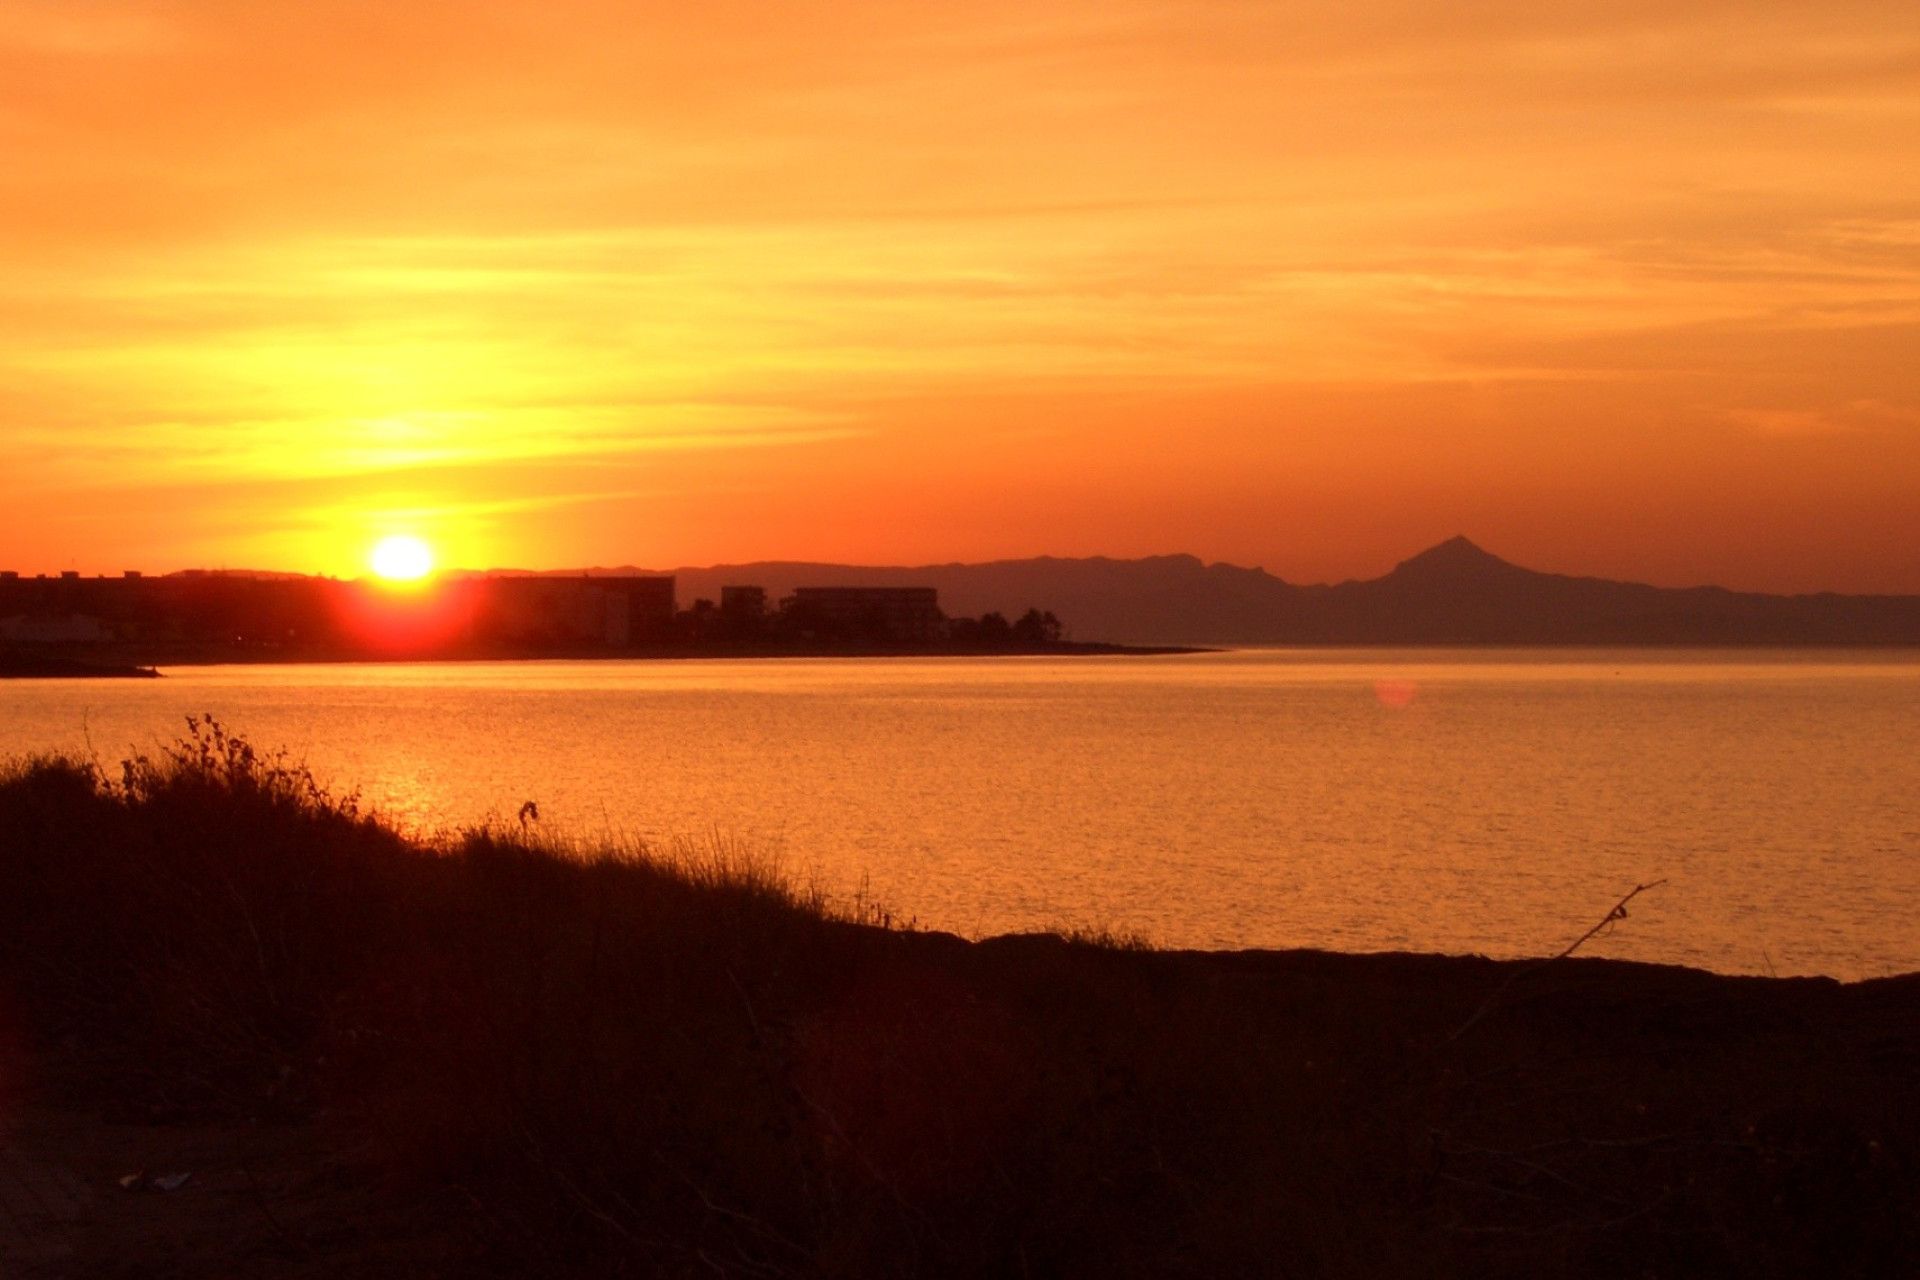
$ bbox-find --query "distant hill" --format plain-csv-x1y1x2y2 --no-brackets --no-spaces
518,538,1920,646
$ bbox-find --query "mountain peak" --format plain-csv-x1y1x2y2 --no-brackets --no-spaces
1389,536,1521,580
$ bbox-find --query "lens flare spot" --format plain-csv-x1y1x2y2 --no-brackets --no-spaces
1374,679,1418,708
370,535,434,581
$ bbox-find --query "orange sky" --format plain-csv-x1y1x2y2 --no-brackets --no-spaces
3,0,1917,591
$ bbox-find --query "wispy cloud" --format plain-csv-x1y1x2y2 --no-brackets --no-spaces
2,0,1917,585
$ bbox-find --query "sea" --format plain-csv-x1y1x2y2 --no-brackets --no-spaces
4,649,1916,980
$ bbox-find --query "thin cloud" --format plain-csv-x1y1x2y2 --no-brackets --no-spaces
1,0,1916,585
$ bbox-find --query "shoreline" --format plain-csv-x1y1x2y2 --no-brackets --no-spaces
0,654,160,679
1,639,1211,673
13,639,1920,677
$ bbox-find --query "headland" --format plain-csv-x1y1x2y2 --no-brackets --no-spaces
0,654,159,679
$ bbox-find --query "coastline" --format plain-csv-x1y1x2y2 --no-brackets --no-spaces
0,638,1210,672
0,654,160,679
15,638,1920,676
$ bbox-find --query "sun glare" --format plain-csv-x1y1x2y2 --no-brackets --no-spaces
370,534,434,581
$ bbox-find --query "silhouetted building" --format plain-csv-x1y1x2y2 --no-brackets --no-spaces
720,586,767,619
784,587,943,641
620,576,678,631
472,576,675,647
0,570,680,656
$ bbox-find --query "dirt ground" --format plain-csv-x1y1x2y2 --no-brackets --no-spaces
0,1051,473,1278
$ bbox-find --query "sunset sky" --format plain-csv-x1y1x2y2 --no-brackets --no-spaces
3,0,1917,590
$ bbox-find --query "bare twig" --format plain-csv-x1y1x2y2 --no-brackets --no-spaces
1550,881,1666,962
1443,881,1667,1046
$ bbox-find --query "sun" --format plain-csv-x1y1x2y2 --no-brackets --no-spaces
370,534,435,581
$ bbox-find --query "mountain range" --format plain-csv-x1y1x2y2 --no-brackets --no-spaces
531,537,1920,646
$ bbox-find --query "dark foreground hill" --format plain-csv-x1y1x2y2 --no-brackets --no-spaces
2,728,1916,1277
570,538,1920,645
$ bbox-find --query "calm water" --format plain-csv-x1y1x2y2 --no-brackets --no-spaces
4,650,1917,979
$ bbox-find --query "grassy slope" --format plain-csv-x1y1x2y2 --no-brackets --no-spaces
1,725,1916,1277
